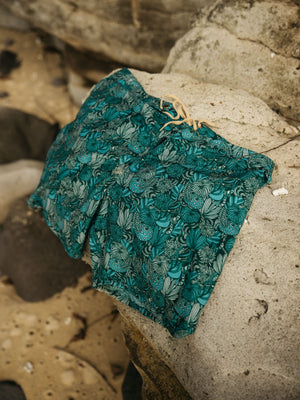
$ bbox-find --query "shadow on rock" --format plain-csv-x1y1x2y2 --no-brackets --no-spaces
0,381,26,400
0,197,90,302
0,106,59,164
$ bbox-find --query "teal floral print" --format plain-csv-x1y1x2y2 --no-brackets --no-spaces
28,68,274,338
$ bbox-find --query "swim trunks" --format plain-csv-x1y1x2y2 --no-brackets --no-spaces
28,68,274,337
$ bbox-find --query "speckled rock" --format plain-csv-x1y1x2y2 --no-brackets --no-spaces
0,0,217,72
164,0,300,122
87,69,299,400
0,273,129,400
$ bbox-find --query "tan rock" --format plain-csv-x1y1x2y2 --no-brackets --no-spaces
0,159,43,223
0,273,129,400
0,0,217,71
164,0,300,121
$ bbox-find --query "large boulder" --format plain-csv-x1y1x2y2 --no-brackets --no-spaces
0,0,217,72
86,69,299,400
163,0,300,122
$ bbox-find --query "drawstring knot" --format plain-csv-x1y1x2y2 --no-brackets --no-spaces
160,95,216,131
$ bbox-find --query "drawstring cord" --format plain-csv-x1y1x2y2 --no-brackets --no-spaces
160,95,216,131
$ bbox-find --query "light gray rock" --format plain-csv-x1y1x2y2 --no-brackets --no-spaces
0,160,43,224
164,0,300,122
0,0,217,72
66,69,94,107
91,69,299,400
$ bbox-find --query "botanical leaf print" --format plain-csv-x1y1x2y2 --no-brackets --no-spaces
28,68,274,338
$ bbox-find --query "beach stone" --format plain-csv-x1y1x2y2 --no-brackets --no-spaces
0,160,44,224
0,0,217,72
0,107,59,164
85,69,299,399
0,197,89,301
163,0,300,122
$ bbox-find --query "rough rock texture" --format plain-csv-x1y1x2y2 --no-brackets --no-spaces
0,198,90,301
0,4,30,31
0,0,217,72
86,69,299,400
120,315,192,400
0,274,129,400
0,160,43,224
164,0,300,122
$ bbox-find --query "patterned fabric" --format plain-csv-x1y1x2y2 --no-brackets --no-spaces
28,68,274,338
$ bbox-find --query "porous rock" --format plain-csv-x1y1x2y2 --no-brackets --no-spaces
0,273,129,399
163,0,300,122
87,69,300,400
0,0,217,72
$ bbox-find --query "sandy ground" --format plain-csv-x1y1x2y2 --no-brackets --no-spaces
0,27,129,399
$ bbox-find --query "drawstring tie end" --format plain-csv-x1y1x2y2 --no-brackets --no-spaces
160,95,216,132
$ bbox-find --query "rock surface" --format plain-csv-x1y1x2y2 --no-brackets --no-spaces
0,4,30,31
0,197,90,301
0,0,217,72
0,160,43,224
87,69,299,400
164,0,300,122
0,273,129,399
0,107,59,164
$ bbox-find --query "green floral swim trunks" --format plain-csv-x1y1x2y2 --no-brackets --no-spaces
28,68,274,338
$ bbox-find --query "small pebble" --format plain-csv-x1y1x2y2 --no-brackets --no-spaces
272,187,288,196
24,361,34,373
64,317,72,325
